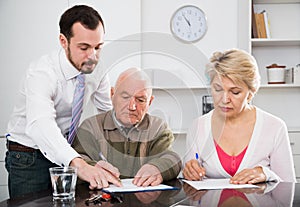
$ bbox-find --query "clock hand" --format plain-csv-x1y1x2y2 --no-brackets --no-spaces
183,14,191,27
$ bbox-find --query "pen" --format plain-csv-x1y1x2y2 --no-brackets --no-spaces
195,152,199,161
195,153,204,180
99,152,108,162
98,152,122,183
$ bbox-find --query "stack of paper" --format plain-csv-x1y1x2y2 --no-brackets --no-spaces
102,178,178,193
183,178,259,190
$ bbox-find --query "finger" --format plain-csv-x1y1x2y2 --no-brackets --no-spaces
141,176,155,187
89,179,98,190
183,168,197,180
133,169,146,186
247,176,264,184
96,180,104,189
97,161,120,177
102,169,122,187
188,160,203,180
183,164,201,180
135,175,148,186
150,176,162,186
231,171,253,184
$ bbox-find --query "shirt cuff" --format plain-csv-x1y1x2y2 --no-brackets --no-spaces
56,147,81,167
260,165,281,182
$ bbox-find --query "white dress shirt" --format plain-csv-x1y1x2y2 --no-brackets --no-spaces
185,107,296,182
7,49,112,166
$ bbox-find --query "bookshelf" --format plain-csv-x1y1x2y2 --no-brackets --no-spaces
251,0,300,85
249,0,300,181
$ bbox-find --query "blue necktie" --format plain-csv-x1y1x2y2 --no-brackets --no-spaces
68,74,85,144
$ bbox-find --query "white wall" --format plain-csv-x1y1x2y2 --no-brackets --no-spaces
0,0,241,201
0,0,241,135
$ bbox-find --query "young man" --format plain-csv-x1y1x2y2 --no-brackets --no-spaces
73,68,182,188
5,5,113,198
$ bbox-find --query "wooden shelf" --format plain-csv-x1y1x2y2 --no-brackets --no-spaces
254,0,300,4
288,127,300,132
153,84,300,90
251,39,300,46
153,86,210,90
260,84,300,88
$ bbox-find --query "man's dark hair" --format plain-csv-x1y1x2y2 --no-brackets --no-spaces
59,5,104,41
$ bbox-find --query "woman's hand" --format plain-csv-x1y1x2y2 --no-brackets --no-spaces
230,166,266,184
183,159,206,181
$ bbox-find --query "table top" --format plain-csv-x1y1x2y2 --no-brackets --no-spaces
0,180,299,207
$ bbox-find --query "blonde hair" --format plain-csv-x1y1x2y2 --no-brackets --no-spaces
206,48,261,95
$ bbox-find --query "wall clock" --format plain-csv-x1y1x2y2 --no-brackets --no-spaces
170,5,207,43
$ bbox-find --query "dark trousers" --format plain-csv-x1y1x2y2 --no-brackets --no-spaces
5,144,58,198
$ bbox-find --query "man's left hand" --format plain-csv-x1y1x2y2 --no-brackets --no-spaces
133,164,163,187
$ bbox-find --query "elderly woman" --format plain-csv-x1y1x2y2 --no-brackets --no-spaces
183,48,296,184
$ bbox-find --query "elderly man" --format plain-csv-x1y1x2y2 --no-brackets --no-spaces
73,67,182,188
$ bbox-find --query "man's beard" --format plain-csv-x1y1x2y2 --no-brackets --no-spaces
67,47,98,74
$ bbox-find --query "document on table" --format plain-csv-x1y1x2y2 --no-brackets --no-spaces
102,178,178,193
183,178,259,190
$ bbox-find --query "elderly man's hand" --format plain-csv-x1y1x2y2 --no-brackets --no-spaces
133,164,163,187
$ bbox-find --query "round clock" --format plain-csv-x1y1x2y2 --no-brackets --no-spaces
170,5,207,43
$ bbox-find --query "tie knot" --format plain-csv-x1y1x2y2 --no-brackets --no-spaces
77,74,85,86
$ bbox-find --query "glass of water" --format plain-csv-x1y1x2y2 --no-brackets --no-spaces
49,166,77,202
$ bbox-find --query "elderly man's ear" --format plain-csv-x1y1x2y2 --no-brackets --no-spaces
110,87,115,98
149,95,154,106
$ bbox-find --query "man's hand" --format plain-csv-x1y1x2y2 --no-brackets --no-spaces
133,164,163,187
95,160,122,188
230,166,266,184
70,158,122,190
183,159,206,181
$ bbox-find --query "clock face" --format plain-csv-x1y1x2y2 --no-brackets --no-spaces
170,5,207,43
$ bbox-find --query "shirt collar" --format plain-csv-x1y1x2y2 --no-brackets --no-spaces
59,49,81,81
104,110,149,132
111,110,134,135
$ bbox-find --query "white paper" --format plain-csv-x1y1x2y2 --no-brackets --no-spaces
102,178,176,193
173,206,195,207
183,178,259,190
